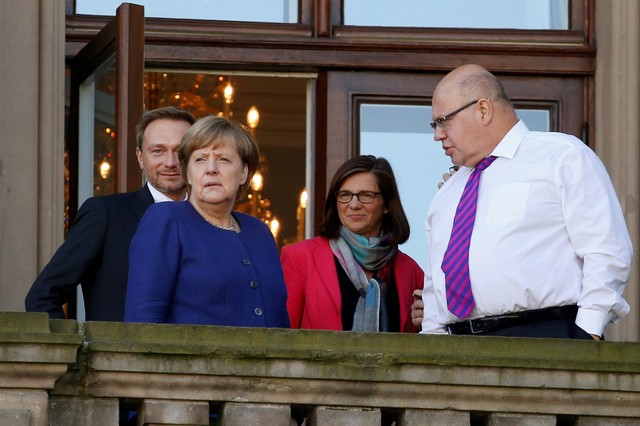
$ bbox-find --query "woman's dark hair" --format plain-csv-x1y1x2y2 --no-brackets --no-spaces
319,155,410,246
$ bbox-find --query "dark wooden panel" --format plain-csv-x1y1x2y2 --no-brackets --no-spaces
321,71,587,194
140,45,594,76
65,0,595,77
115,3,145,193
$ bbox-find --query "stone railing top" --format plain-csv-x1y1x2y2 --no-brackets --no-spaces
0,312,81,348
73,320,640,414
0,315,624,417
0,312,83,390
82,320,640,374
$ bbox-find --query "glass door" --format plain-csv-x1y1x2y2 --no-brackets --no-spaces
69,2,144,215
68,3,145,320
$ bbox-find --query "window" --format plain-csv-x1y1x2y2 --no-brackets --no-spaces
66,1,594,241
360,103,551,268
344,0,568,29
75,0,299,23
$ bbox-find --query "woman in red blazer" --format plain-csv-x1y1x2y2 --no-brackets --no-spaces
281,155,424,332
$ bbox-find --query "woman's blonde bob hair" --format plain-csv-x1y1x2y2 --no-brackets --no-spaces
178,115,260,199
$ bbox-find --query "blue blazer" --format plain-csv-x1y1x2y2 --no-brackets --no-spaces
125,202,290,328
25,186,154,321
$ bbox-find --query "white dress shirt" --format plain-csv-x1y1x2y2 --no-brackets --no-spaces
421,121,632,336
147,182,187,203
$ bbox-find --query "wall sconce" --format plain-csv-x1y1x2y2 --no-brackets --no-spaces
99,159,111,179
223,80,234,117
270,217,280,244
247,106,260,132
296,188,307,241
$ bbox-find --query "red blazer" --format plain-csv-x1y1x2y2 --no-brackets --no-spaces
281,236,424,332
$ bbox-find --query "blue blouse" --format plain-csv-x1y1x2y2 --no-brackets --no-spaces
125,201,290,328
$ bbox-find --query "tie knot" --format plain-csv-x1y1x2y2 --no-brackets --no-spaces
475,155,497,172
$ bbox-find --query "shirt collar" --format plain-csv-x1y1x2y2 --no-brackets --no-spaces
147,182,187,203
490,120,529,160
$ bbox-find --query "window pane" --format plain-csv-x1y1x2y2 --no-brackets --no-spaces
93,70,117,197
76,0,298,23
517,109,550,132
77,59,117,207
359,104,549,269
345,0,568,30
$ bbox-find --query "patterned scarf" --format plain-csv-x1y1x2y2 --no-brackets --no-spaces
330,227,397,332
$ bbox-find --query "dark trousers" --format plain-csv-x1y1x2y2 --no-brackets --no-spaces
478,318,596,339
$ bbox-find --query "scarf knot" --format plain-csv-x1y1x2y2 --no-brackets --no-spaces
330,227,398,332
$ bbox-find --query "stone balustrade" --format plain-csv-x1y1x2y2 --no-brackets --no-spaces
1,312,639,425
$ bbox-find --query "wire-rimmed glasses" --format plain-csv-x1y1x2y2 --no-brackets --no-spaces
430,99,481,131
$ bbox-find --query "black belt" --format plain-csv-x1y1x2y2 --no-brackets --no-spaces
447,305,578,335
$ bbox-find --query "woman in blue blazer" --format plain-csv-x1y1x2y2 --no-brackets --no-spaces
125,116,289,328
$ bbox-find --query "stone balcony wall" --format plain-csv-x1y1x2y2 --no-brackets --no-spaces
1,312,639,425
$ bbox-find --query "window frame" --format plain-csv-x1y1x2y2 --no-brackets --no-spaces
65,0,595,232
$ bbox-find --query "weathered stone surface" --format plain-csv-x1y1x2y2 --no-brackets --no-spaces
139,399,209,425
2,314,640,423
0,409,31,426
0,389,48,426
49,397,119,426
575,417,640,425
486,412,556,426
399,408,469,426
221,402,290,426
309,406,380,426
0,313,82,390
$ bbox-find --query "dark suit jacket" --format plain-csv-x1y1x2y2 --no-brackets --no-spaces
25,186,154,321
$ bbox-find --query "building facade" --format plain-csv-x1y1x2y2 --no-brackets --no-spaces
0,0,638,341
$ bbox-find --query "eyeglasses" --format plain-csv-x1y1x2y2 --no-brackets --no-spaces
335,190,382,204
429,99,480,130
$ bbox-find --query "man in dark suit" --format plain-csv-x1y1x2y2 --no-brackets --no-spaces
25,106,195,321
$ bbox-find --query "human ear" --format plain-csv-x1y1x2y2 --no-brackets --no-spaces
479,98,492,121
241,163,248,185
136,147,144,170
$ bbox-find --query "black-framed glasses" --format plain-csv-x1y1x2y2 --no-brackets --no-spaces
429,99,480,131
335,190,382,204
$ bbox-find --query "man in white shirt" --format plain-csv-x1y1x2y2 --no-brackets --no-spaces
418,64,632,339
25,106,195,321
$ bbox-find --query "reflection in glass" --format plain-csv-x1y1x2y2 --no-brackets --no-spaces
76,0,298,23
93,68,117,197
360,104,444,269
345,0,568,30
77,61,116,205
360,104,550,269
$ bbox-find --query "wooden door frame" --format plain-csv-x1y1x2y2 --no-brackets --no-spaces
315,71,587,228
68,3,144,221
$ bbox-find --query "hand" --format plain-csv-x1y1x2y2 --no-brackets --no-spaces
411,289,424,329
591,334,601,340
437,166,459,189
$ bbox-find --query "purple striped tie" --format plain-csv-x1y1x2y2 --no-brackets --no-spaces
441,156,497,319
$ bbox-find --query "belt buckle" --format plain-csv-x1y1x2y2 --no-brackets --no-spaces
470,314,520,334
469,320,483,334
